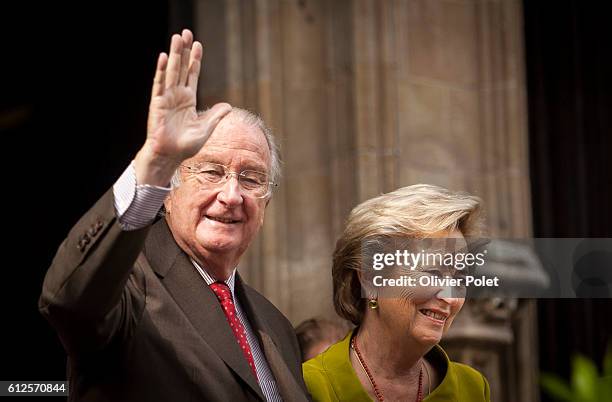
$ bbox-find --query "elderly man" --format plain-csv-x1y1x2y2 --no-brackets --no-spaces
39,30,309,402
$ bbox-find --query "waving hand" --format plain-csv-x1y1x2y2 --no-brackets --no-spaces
135,29,231,186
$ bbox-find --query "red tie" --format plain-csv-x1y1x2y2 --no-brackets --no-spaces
209,282,258,381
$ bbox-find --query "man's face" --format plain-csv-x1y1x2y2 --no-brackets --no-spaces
165,117,270,266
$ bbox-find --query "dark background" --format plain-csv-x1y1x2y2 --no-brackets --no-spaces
0,0,171,384
524,1,612,397
1,1,610,400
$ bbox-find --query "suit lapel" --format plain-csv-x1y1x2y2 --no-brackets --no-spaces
143,219,264,401
236,277,309,402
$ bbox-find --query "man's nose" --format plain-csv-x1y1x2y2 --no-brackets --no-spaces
217,175,244,206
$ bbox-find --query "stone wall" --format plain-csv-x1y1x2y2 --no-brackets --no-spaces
194,1,537,400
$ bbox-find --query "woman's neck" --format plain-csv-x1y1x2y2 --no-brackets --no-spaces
356,318,428,380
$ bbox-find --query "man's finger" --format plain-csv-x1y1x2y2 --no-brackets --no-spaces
151,52,168,98
200,102,233,135
187,41,203,92
165,34,183,89
178,29,193,86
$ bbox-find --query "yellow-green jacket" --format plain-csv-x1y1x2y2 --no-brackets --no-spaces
303,331,490,402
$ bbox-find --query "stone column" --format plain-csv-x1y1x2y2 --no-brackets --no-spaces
195,0,338,325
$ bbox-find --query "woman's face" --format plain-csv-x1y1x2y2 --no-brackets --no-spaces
375,229,466,347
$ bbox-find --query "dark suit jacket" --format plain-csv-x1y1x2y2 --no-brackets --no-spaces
39,189,309,402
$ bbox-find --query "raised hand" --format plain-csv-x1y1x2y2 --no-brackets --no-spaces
135,29,231,186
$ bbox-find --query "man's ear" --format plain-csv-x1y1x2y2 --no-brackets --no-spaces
164,195,172,215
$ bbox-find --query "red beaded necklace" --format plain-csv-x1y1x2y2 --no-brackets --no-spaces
351,336,424,402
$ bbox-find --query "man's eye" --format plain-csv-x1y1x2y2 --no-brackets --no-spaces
202,169,223,175
240,178,262,190
241,172,266,185
200,170,224,181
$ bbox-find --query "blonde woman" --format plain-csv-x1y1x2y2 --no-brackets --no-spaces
303,184,490,401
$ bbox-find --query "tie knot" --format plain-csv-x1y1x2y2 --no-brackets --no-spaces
210,282,232,302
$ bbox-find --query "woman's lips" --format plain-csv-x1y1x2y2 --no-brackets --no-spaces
419,308,449,324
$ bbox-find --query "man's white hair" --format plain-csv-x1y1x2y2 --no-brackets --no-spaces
170,107,281,193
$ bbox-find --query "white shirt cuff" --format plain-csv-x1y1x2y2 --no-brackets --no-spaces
112,162,171,231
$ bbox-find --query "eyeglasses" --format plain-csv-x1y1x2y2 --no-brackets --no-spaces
180,162,277,198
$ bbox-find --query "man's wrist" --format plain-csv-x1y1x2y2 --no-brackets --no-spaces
134,144,180,187
114,161,171,231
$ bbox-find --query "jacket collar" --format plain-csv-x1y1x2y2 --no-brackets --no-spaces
237,283,309,402
143,218,265,400
143,218,308,402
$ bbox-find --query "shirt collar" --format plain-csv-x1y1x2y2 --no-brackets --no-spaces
190,258,237,298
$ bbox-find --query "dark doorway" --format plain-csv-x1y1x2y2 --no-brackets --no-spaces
0,0,170,382
524,1,612,400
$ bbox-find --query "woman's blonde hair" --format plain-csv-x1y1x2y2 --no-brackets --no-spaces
332,184,484,325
